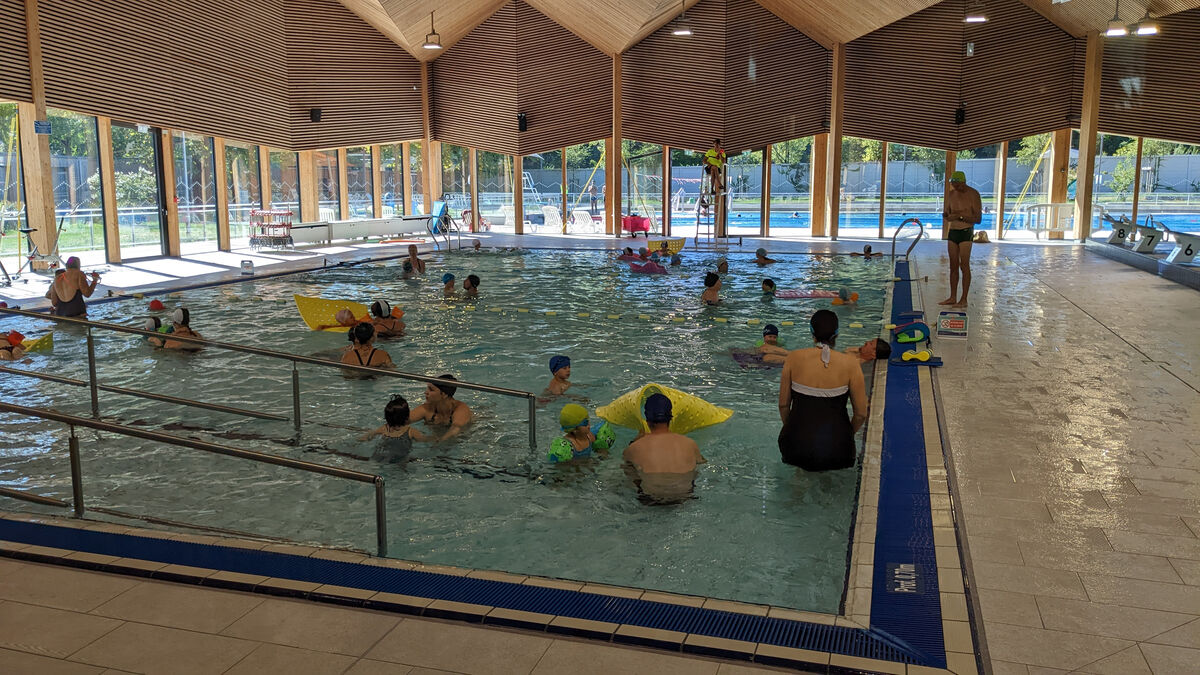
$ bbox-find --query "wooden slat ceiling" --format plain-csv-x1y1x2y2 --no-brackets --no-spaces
1019,0,1200,37
753,0,941,48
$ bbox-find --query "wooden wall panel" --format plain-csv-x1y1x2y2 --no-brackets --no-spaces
287,0,424,150
431,3,520,155
1098,8,1200,145
514,1,612,155
725,0,827,150
621,0,725,151
957,0,1076,148
1,0,31,102
843,1,962,149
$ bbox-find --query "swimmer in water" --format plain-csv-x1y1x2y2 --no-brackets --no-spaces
754,248,778,265
701,271,722,305
544,355,572,396
845,337,891,363
623,394,706,504
717,259,729,275
143,316,173,348
670,253,682,266
369,299,405,338
162,308,204,351
0,331,26,361
316,308,360,331
359,394,430,463
340,322,394,370
758,323,789,364
401,260,417,279
463,274,480,298
472,239,481,251
850,244,884,258
547,404,615,463
442,273,456,296
410,375,474,441
762,278,777,296
406,245,426,274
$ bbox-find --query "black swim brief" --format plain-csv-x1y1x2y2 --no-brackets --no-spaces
947,227,974,244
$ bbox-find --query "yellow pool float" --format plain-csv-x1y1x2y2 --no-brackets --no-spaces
20,332,53,352
294,295,369,332
597,383,733,435
646,238,686,255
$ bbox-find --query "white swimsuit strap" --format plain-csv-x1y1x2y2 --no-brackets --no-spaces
817,342,832,367
791,381,849,397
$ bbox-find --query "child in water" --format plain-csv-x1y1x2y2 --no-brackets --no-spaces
442,273,456,296
0,331,26,361
761,278,776,296
369,300,405,338
463,274,480,298
545,355,572,395
701,272,722,305
548,403,615,463
754,248,777,265
163,308,203,351
359,394,430,463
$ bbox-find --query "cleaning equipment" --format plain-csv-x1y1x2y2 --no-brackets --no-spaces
294,295,370,332
20,332,54,352
597,383,732,435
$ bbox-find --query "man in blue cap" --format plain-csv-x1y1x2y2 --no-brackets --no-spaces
624,393,706,504
940,170,981,309
544,355,572,396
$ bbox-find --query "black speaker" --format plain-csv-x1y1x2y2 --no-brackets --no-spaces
310,108,322,123
517,113,527,132
954,106,966,125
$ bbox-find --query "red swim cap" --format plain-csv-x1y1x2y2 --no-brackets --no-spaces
149,299,165,311
0,302,7,308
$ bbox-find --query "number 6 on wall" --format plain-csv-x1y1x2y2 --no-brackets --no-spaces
1165,232,1200,265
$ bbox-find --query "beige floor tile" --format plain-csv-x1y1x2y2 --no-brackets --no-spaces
1074,645,1152,675
89,580,264,633
0,564,139,612
220,598,399,656
985,623,1134,671
531,639,719,675
1101,494,1200,519
1170,558,1200,586
1048,504,1194,537
989,661,1029,675
977,589,1042,628
223,643,357,675
1105,530,1200,561
1079,574,1200,614
962,496,1053,522
0,557,24,577
1145,617,1200,649
70,622,258,675
716,663,793,674
966,535,1025,565
1015,540,1182,583
972,562,1087,600
1138,643,1200,675
367,619,551,675
345,659,416,675
0,601,122,659
1033,596,1194,641
0,647,106,675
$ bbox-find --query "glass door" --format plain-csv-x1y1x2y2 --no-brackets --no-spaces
112,122,167,259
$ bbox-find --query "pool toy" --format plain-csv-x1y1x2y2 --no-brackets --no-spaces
901,348,932,362
629,261,668,274
20,332,54,352
831,288,859,305
894,321,930,343
597,383,733,435
294,295,369,332
149,299,165,311
548,420,616,463
616,254,640,261
646,238,686,255
773,289,839,299
730,349,782,370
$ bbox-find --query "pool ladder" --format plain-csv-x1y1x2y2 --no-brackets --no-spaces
890,217,926,260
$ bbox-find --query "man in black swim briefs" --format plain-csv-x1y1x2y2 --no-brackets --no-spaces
940,171,981,309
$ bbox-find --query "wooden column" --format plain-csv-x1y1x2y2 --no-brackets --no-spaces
1048,128,1071,240
370,145,383,218
514,155,524,235
662,146,671,236
608,54,622,237
336,147,349,220
1074,31,1103,240
995,140,1008,239
95,117,121,262
160,129,180,257
468,147,479,233
811,133,828,236
1130,136,1143,225
401,143,413,216
426,141,442,209
942,150,957,239
761,145,771,237
213,137,230,250
561,149,568,234
258,146,271,209
18,0,56,266
878,141,888,239
419,62,434,215
825,43,846,240
298,149,317,224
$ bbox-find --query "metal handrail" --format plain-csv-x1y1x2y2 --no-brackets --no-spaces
0,400,389,556
0,307,538,449
891,217,925,260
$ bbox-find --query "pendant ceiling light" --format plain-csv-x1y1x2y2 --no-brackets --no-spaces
1105,0,1128,36
672,0,693,36
964,0,987,23
423,11,442,50
1131,9,1159,35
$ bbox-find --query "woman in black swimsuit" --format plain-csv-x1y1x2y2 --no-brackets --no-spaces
410,374,474,441
340,323,394,371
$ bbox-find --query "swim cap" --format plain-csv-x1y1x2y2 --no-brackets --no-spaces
371,300,390,317
143,317,161,332
639,247,648,255
863,244,873,255
6,331,24,346
950,171,966,183
66,256,81,269
704,272,719,287
643,393,673,425
756,248,767,257
149,299,165,311
351,322,375,344
549,355,570,374
172,307,190,326
763,278,776,290
335,308,354,325
811,309,839,343
433,374,457,397
671,254,681,265
838,287,851,300
442,273,455,284
559,403,588,430
763,323,779,336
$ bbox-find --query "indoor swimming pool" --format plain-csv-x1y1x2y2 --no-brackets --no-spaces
0,249,893,613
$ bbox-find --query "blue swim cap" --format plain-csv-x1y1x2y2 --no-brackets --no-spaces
549,355,570,374
442,273,455,284
671,253,681,264
756,248,767,257
643,393,673,424
639,247,648,255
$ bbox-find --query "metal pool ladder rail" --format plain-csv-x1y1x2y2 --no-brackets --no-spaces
0,307,539,450
0,400,390,556
891,217,926,260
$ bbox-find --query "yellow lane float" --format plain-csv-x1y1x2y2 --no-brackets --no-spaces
294,295,369,332
597,383,733,435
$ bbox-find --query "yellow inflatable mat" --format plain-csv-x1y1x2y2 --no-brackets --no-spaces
20,332,54,352
294,295,369,332
597,383,733,435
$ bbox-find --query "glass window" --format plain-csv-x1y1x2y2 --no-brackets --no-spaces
839,137,883,235
1091,133,1139,232
1001,133,1054,237
621,140,663,236
314,149,340,221
48,108,106,259
408,141,423,214
172,131,217,253
224,141,260,242
1135,138,1200,233
727,149,763,236
565,141,604,233
378,143,404,217
478,151,513,232
768,137,813,236
269,150,298,214
345,146,373,219
953,144,1000,237
669,148,704,239
441,143,470,220
111,123,164,259
523,150,562,233
0,102,26,263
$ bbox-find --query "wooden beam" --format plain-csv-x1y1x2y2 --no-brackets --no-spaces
96,117,121,263
514,155,524,235
942,151,956,239
825,43,845,241
258,145,271,209
1074,31,1103,240
370,144,383,218
1048,128,1071,240
298,149,317,224
420,61,434,215
401,143,413,216
762,145,771,238
427,141,442,209
995,140,1008,239
20,0,56,265
562,149,568,234
608,53,622,238
878,141,888,239
337,147,349,220
468,147,479,233
1130,136,1143,225
213,137,230,251
811,133,828,237
662,146,671,237
160,129,180,257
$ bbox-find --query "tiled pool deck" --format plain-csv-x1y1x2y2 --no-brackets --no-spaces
2,231,1198,674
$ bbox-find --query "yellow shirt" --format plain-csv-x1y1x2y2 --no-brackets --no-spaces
703,147,726,169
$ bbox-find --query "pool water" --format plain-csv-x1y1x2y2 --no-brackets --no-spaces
0,249,892,613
